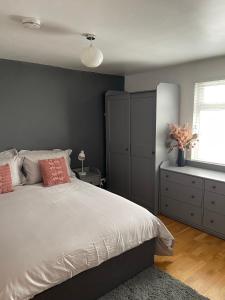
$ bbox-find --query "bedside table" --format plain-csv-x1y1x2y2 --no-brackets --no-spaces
73,167,101,186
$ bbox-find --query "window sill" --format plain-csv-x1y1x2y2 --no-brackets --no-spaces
186,159,225,173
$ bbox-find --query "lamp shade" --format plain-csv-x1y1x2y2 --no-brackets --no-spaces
78,150,85,161
80,44,103,68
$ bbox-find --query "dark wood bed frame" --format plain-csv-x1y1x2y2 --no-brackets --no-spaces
34,238,155,300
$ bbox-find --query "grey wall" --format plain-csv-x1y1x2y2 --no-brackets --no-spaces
0,59,124,174
125,55,225,126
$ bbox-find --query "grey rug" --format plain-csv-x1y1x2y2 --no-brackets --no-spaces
99,267,209,300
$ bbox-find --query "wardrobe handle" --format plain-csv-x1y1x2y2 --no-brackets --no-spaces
211,201,215,205
152,151,155,155
125,148,128,151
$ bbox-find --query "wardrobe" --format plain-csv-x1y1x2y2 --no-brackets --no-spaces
105,83,179,213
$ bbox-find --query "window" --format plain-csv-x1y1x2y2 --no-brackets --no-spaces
192,80,225,165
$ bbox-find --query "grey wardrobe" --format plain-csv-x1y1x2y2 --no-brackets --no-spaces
105,83,179,213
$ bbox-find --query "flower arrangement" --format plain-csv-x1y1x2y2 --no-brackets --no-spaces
167,123,198,153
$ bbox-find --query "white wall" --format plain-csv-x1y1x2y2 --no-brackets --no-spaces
125,56,225,124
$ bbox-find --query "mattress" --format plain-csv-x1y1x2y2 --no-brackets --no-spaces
0,178,174,300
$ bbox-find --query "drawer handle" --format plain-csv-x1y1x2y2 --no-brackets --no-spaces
212,185,216,189
190,212,195,217
191,195,195,199
165,187,169,191
211,200,215,205
165,204,168,207
192,180,196,184
210,219,214,224
165,175,169,178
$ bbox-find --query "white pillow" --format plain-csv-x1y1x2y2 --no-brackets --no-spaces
19,149,75,184
0,149,17,159
0,149,24,186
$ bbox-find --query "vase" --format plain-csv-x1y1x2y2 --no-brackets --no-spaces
177,149,185,167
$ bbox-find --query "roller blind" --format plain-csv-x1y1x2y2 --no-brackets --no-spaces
192,80,225,165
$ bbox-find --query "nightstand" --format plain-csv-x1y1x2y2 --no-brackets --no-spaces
73,167,101,186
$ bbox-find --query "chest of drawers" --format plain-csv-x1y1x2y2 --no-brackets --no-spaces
160,163,225,240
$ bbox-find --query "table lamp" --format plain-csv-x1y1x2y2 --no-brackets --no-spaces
78,150,86,176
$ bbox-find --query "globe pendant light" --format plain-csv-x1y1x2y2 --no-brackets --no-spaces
80,33,103,68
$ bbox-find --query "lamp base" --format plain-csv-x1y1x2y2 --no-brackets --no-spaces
79,171,87,176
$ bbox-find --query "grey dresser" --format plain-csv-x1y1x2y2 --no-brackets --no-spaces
160,162,225,240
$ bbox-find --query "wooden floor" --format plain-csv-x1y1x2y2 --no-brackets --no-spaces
155,215,225,300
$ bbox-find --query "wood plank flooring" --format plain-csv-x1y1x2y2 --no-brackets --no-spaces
155,215,225,300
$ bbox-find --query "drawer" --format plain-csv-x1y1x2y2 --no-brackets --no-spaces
161,170,203,189
204,191,225,215
205,179,225,195
161,196,202,226
161,180,203,207
203,209,225,236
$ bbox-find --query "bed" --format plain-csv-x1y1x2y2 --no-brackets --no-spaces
0,177,174,300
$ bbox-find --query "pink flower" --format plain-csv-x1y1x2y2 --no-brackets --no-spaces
167,123,198,152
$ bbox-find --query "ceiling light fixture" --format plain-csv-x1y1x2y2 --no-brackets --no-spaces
80,33,103,68
22,17,41,29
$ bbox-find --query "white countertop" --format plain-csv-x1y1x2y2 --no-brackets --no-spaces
161,162,225,183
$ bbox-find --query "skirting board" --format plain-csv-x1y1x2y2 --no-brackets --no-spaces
34,238,155,300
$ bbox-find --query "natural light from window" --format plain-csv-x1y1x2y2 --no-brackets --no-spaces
192,80,225,165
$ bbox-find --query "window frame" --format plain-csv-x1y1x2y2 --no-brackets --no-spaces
191,79,225,166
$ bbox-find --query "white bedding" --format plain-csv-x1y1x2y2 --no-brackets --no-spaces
0,178,174,300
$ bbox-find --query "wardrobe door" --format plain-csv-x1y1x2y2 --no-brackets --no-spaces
105,92,131,199
130,91,156,211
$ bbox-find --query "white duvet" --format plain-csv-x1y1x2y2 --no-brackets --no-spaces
0,178,174,300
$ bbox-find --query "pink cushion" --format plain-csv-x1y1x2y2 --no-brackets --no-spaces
39,157,70,187
0,164,13,194
19,149,75,185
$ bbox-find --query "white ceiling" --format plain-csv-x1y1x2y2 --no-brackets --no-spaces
1,0,225,75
